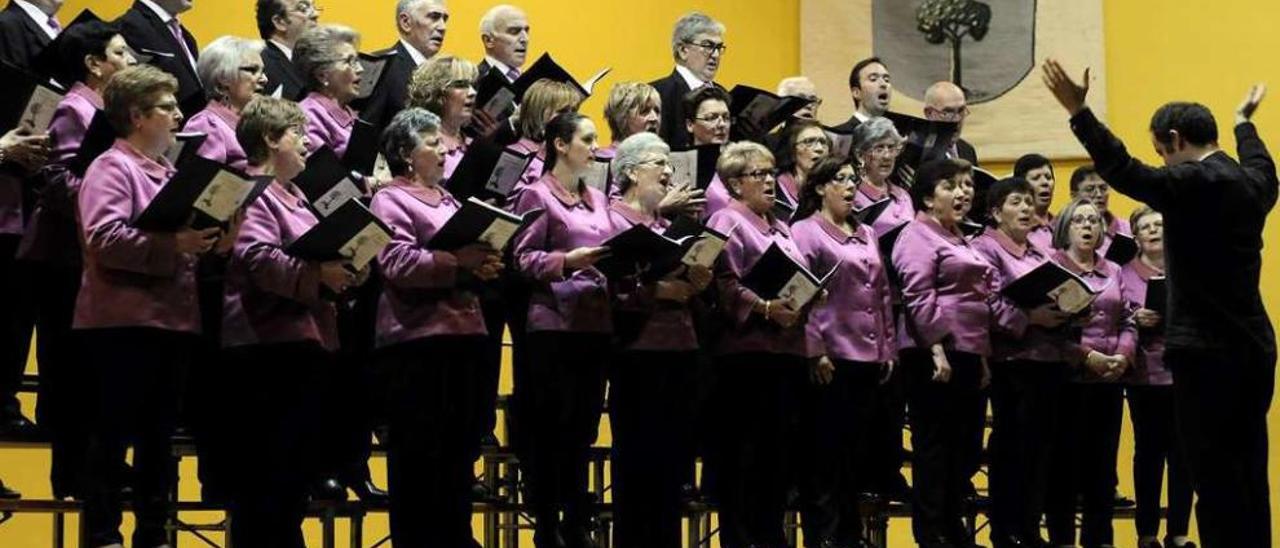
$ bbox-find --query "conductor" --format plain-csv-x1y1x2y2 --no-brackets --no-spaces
1043,59,1277,548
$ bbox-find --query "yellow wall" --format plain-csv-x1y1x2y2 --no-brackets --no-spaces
4,0,1280,546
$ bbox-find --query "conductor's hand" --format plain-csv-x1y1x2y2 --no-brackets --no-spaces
1041,59,1090,116
1237,84,1266,125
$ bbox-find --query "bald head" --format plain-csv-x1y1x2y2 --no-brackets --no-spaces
778,76,820,120
923,81,969,130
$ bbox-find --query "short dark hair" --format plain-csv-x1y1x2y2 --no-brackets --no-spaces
681,85,730,123
791,156,855,224
985,177,1034,227
910,158,972,212
543,112,591,173
847,57,884,91
1150,101,1218,147
256,0,286,40
56,20,122,86
1012,153,1052,179
1068,164,1100,193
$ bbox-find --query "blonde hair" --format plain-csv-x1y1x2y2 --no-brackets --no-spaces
517,79,583,142
236,95,308,165
717,141,775,198
406,56,479,114
603,82,660,138
102,65,179,136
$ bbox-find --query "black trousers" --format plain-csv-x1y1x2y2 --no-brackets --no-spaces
1167,347,1274,548
512,331,609,539
798,359,881,547
712,352,802,548
0,235,34,420
26,260,86,499
324,283,379,487
476,288,506,442
867,359,909,495
609,349,697,548
222,342,329,548
1127,384,1193,539
374,335,485,548
904,349,985,545
1046,382,1124,546
987,360,1068,542
80,327,193,548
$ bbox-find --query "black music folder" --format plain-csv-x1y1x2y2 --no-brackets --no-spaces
285,200,392,270
294,146,367,217
741,242,838,310
427,196,544,252
1000,260,1099,314
132,156,268,231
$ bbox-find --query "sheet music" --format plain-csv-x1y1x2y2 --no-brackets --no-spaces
682,233,725,269
193,170,253,222
314,178,363,218
485,150,531,196
778,271,820,311
340,222,392,270
1049,278,1094,314
668,150,698,190
20,85,62,132
580,160,610,192
478,218,521,250
483,87,516,119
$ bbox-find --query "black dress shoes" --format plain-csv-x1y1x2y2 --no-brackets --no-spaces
0,478,20,499
348,479,388,504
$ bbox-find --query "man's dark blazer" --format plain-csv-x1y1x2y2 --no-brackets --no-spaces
262,40,306,101
650,68,694,150
353,41,417,132
115,1,204,116
1072,107,1278,356
955,138,978,165
0,1,53,71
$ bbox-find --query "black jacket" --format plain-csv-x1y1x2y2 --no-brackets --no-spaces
262,40,306,101
115,1,204,115
0,1,52,71
353,41,418,132
1070,107,1278,356
650,68,694,150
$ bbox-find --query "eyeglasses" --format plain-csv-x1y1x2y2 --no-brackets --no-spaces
683,40,727,55
931,105,969,120
737,169,774,181
637,157,670,169
695,112,731,124
292,1,321,15
794,94,823,106
445,79,474,90
148,102,180,114
867,143,903,156
330,55,359,69
1069,214,1102,226
831,172,858,183
1077,183,1109,196
797,136,829,149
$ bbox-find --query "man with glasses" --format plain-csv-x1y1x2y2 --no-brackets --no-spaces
651,11,727,149
923,80,978,165
256,0,319,101
116,0,206,116
358,0,449,131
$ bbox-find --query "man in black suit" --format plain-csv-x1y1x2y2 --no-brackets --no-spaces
0,0,61,69
115,0,204,116
830,56,893,134
356,0,448,132
0,0,61,443
923,80,979,165
254,0,317,101
1046,59,1277,548
476,4,528,83
650,11,725,150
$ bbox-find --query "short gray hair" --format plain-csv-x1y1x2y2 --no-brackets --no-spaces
396,0,425,19
293,24,361,91
1051,197,1101,251
380,108,442,177
671,12,724,61
776,76,815,97
198,36,265,102
852,116,903,157
479,4,522,35
717,141,774,198
611,132,670,194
